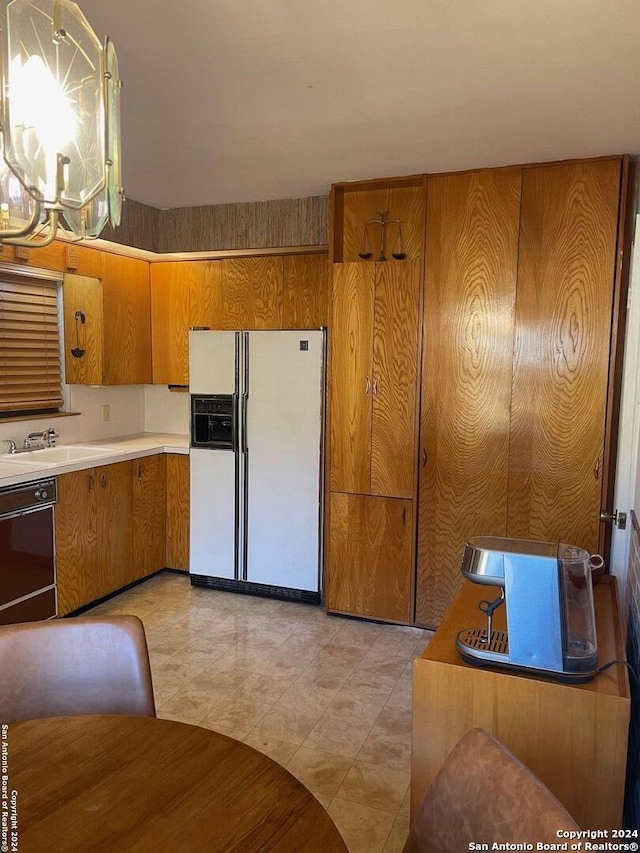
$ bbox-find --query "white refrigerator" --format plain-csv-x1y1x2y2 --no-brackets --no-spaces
189,329,325,603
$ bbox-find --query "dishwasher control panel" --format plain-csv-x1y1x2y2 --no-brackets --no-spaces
0,478,57,517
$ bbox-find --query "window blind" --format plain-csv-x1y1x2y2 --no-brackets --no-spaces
0,277,63,415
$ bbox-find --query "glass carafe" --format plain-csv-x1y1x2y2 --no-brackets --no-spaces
559,544,598,673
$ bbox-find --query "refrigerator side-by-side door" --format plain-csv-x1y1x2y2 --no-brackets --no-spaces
189,330,238,394
190,448,236,579
189,330,240,580
244,330,324,592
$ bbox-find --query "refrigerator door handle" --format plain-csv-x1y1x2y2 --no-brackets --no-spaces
232,392,239,452
241,393,248,453
242,330,250,453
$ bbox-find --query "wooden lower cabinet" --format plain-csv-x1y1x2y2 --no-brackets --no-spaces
132,455,167,582
411,578,630,830
55,468,99,615
165,454,190,571
95,461,133,597
326,492,413,622
55,455,168,615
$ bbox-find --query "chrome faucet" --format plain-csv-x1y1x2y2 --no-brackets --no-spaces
24,428,59,450
3,428,59,455
43,428,59,447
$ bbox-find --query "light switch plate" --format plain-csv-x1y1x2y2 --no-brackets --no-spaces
102,404,111,423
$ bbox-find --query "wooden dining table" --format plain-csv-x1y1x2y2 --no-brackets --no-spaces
5,714,348,852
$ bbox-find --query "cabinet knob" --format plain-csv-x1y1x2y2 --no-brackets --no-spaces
100,474,107,489
88,475,94,492
365,376,371,396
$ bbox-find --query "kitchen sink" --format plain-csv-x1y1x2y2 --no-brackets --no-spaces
1,445,117,465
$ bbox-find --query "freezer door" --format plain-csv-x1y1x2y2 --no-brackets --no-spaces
189,448,236,579
244,330,324,592
189,330,238,394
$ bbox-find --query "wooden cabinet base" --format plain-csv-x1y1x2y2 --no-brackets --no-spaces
166,454,190,570
326,492,413,623
411,577,630,830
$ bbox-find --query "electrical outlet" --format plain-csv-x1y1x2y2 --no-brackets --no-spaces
102,404,111,423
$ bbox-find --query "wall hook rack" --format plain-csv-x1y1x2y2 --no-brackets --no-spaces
358,210,406,261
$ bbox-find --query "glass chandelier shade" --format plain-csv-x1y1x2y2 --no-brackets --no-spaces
0,0,122,243
104,36,122,228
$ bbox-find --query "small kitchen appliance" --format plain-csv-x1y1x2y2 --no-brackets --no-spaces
455,536,599,682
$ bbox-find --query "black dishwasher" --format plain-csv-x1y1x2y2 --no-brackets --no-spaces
0,478,57,624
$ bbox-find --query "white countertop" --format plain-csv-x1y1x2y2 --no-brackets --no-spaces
0,433,189,487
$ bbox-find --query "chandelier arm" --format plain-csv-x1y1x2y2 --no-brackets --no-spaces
4,207,61,247
0,198,43,240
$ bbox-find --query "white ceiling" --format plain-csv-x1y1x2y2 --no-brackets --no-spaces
78,0,640,209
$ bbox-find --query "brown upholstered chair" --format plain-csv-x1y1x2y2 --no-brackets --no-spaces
0,616,156,723
404,728,579,853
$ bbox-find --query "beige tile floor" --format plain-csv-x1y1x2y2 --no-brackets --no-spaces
87,572,433,853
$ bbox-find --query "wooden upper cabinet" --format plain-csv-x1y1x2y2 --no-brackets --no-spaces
63,274,104,386
63,253,152,386
283,254,329,328
371,260,420,499
151,262,196,385
151,255,301,385
416,169,522,627
0,241,66,272
330,263,374,494
101,254,152,384
507,160,621,553
64,244,104,279
330,260,420,499
215,257,284,330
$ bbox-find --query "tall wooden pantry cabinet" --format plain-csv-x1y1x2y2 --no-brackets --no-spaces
325,157,631,629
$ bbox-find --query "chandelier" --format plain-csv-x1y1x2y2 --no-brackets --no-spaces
0,0,122,245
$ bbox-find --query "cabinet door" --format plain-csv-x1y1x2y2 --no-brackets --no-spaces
189,260,222,330
217,258,284,330
102,254,152,384
329,263,374,494
55,469,98,615
95,461,133,597
166,453,190,571
371,260,420,498
283,254,329,328
327,492,412,622
416,169,522,627
63,274,103,385
132,454,167,582
150,262,191,385
508,160,621,552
